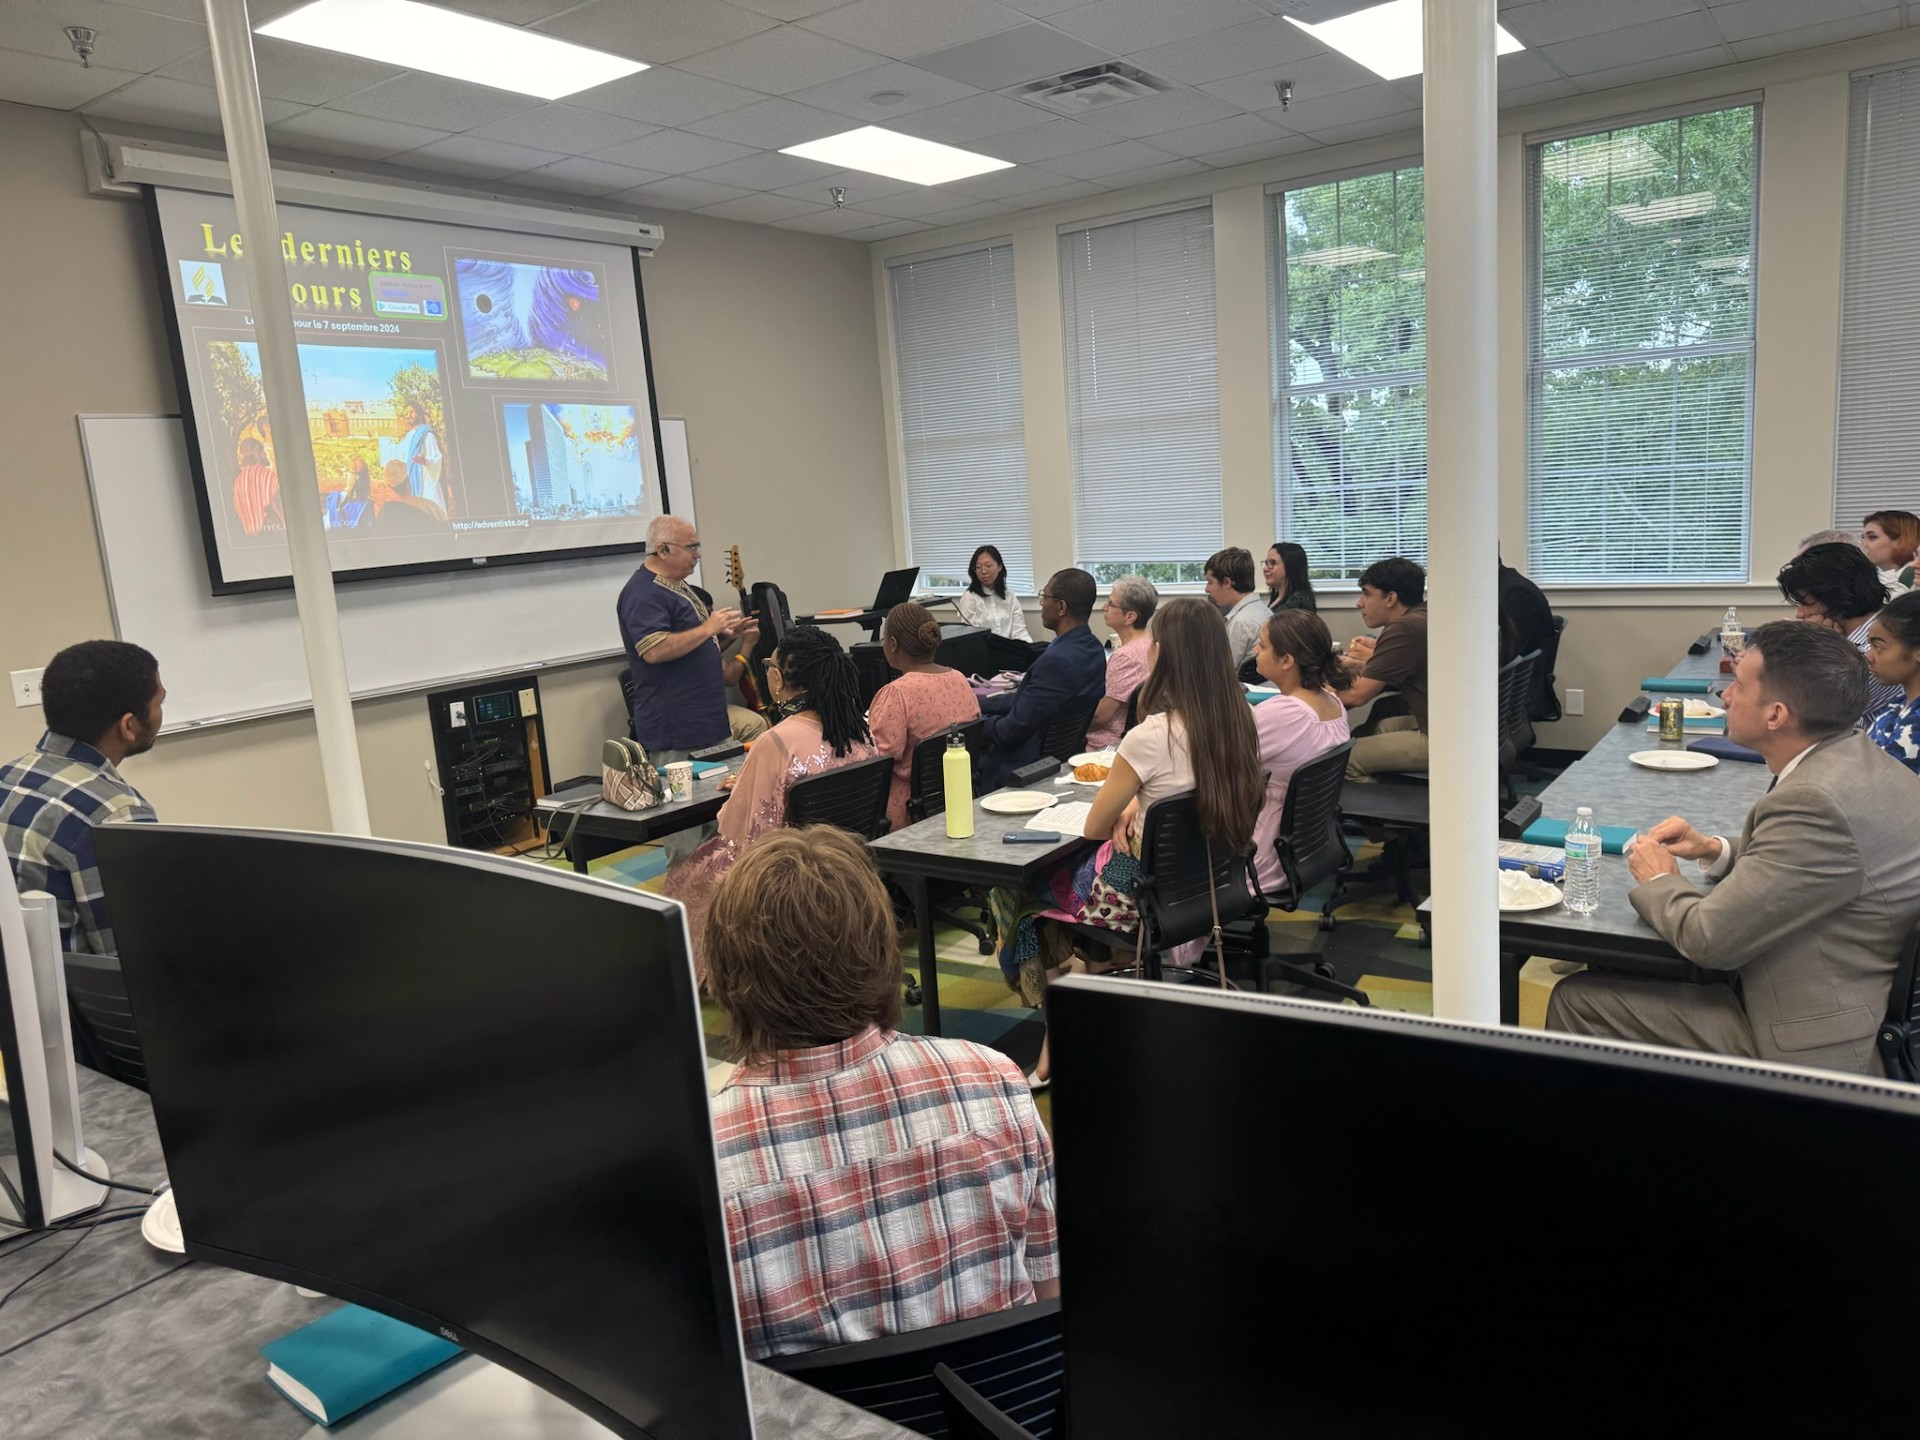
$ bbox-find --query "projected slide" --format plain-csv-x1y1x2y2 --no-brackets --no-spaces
148,187,664,593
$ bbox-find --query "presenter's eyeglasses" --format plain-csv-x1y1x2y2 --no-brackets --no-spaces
660,541,703,555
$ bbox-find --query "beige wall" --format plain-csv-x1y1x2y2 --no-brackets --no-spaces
0,99,894,839
872,30,1920,748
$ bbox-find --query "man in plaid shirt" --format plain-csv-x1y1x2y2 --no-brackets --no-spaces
705,826,1060,1360
0,642,164,955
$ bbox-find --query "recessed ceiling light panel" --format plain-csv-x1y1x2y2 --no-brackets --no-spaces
258,0,646,101
1286,0,1522,82
781,126,1014,186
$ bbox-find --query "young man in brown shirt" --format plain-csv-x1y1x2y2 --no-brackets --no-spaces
1334,557,1428,780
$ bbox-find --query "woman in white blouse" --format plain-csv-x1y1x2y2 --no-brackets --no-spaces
954,545,1032,642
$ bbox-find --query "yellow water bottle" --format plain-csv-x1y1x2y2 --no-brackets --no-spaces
943,730,974,839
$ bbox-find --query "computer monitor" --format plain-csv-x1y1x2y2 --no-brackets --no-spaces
869,567,921,613
93,824,753,1440
1046,977,1920,1438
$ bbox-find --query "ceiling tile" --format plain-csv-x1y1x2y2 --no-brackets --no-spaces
0,0,205,72
1145,112,1296,158
1080,157,1210,190
609,175,753,210
1494,47,1564,88
917,199,1017,225
684,149,842,189
1541,12,1725,73
84,76,306,130
1046,0,1271,55
531,0,778,66
975,116,1117,161
786,60,979,120
862,184,1003,218
729,0,855,17
696,192,830,222
844,217,937,239
158,40,403,107
1269,82,1414,135
1039,137,1182,179
802,0,1028,60
414,0,584,20
1198,49,1382,113
1709,0,1887,42
1191,133,1324,168
395,134,569,179
568,67,768,127
774,205,897,233
909,22,1112,90
941,159,1100,198
684,96,850,147
887,91,1054,142
1571,43,1735,90
0,49,140,109
771,168,919,203
1499,0,1702,49
465,103,658,152
268,108,453,159
995,177,1110,206
1313,112,1423,146
1128,18,1327,87
588,128,759,172
328,73,544,131
677,26,887,94
508,156,671,196
995,0,1085,13
96,0,220,18
1499,77,1583,106
1080,88,1243,139
1729,9,1902,57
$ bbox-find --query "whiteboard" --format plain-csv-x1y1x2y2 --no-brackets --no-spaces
78,414,694,731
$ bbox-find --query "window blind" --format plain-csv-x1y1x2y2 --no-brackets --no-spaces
1060,206,1222,586
1836,67,1920,529
1526,105,1757,585
888,243,1032,594
1272,165,1427,581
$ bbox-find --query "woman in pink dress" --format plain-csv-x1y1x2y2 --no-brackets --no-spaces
868,602,980,832
1249,610,1352,896
662,625,876,972
1084,574,1156,750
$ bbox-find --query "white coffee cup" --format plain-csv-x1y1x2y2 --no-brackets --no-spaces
663,761,693,799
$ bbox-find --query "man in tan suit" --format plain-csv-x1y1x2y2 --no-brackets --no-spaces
1549,621,1920,1076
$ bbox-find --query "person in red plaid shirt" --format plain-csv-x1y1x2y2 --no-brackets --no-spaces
705,826,1060,1360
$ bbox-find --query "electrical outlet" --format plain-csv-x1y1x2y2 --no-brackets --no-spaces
517,687,537,716
449,701,468,728
11,668,45,708
1565,689,1585,717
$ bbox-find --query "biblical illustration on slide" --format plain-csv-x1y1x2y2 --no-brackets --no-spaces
203,339,458,537
501,402,646,521
454,257,611,383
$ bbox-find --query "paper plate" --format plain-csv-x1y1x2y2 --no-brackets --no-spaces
142,1188,184,1254
1068,751,1116,770
1498,872,1563,912
980,790,1059,815
1499,890,1565,913
1629,750,1719,771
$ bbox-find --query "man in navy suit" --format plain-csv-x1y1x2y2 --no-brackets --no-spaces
977,568,1108,792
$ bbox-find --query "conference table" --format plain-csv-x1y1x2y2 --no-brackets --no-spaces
0,1071,916,1440
534,765,738,873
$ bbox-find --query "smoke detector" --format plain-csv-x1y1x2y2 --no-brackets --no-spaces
1009,62,1173,117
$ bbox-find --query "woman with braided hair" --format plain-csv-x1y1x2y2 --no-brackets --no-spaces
870,602,980,832
662,624,877,970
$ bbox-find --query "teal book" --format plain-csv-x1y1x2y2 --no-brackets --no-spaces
1640,676,1715,694
262,1305,462,1427
1521,818,1639,856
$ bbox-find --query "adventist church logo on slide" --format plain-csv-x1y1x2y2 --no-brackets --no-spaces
180,259,227,306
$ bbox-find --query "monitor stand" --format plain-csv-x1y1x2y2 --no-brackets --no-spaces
314,1355,617,1439
0,1145,109,1228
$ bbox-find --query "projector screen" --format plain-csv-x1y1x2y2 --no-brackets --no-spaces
146,185,666,594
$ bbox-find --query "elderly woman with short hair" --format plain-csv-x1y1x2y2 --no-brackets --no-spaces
1085,574,1156,750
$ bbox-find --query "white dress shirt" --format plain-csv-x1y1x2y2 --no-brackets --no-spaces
954,588,1032,642
1699,742,1815,878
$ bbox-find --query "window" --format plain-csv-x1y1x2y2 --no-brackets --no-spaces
888,243,1031,593
1060,205,1221,586
1271,165,1427,581
1836,67,1920,526
1527,104,1757,584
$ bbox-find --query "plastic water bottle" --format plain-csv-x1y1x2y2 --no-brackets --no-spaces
1563,807,1600,915
943,730,974,839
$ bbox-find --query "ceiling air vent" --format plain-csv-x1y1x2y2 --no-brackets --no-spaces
1009,63,1174,116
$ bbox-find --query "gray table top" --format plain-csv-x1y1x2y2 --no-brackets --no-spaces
0,1072,914,1440
868,784,1094,885
535,764,739,826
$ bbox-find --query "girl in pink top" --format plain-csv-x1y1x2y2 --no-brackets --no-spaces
1249,610,1352,896
868,603,980,833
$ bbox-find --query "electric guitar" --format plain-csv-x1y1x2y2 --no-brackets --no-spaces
724,546,769,716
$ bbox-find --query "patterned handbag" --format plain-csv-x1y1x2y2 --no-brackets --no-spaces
601,737,665,812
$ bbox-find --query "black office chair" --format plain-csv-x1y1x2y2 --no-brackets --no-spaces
936,1365,1044,1440
62,951,149,1092
1121,684,1141,736
1036,700,1098,766
785,753,895,839
1530,614,1567,723
1875,922,1920,1082
1256,745,1371,1003
766,1300,1064,1440
1497,649,1541,802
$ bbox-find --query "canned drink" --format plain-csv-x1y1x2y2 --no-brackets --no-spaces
1658,697,1685,743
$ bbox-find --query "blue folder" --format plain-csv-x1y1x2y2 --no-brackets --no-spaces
1688,735,1765,764
1520,818,1638,855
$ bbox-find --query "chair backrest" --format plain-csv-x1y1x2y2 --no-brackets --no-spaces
851,642,893,709
785,753,896,839
1530,615,1567,722
1876,922,1920,1082
62,950,149,1091
1122,685,1142,736
617,667,638,741
1036,700,1099,765
767,1300,1064,1440
1271,741,1355,905
907,720,983,824
1497,650,1540,765
936,1364,1043,1440
1135,794,1265,953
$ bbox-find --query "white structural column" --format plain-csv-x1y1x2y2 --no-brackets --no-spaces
202,0,371,836
1423,0,1501,1022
